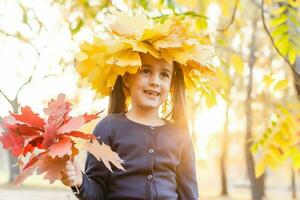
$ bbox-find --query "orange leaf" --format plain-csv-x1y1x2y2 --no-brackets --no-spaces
85,139,125,172
64,131,95,140
36,155,69,184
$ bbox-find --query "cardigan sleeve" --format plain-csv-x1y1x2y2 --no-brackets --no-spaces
176,130,199,200
72,117,112,200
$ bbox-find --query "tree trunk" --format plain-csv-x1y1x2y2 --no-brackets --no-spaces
245,19,265,200
291,58,300,199
291,168,296,200
220,102,229,196
292,57,300,99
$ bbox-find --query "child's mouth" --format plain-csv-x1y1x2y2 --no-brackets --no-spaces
144,90,160,98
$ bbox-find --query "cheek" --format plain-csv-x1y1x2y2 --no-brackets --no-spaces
127,76,144,93
161,81,171,98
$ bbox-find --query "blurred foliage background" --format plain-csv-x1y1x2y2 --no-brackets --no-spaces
0,0,300,199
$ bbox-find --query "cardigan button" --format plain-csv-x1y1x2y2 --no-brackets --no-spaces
147,175,153,180
148,149,154,154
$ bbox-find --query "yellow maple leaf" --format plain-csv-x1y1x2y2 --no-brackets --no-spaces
106,49,141,67
109,8,153,38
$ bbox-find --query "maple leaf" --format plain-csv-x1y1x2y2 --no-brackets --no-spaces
23,143,35,156
84,138,125,172
42,123,58,148
14,163,37,186
13,152,46,185
22,156,40,170
57,116,85,133
109,8,153,38
11,106,45,129
65,131,95,140
82,112,102,123
15,124,42,137
48,136,73,158
44,94,71,128
58,112,101,134
0,93,124,185
36,154,69,184
0,116,19,130
0,128,24,156
23,135,44,153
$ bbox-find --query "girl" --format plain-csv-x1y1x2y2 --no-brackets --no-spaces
60,9,215,200
61,53,199,200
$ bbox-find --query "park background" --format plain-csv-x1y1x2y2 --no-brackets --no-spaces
0,0,300,199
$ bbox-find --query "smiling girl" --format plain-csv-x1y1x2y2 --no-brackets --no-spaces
60,9,215,200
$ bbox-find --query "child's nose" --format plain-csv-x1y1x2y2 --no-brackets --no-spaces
149,74,160,87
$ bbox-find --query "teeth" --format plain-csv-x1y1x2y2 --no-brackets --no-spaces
144,90,159,96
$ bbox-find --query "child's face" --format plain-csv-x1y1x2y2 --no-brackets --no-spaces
124,53,173,112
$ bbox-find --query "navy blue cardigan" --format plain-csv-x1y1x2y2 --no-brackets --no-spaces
73,113,199,200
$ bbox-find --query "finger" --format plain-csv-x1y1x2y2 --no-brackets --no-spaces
61,175,78,186
65,170,76,177
60,171,72,179
61,178,74,186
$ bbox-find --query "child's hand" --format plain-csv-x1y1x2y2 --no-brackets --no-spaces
61,160,83,188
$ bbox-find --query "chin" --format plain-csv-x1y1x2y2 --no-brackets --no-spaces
139,101,161,110
141,103,161,109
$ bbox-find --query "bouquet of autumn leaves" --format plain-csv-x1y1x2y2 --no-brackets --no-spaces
0,94,124,185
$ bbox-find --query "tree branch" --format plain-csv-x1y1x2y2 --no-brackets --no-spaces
15,64,37,98
261,0,293,68
0,29,40,57
217,0,240,32
0,89,12,104
18,1,43,33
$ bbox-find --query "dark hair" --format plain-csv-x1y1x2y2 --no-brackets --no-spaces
108,62,188,130
107,75,128,114
168,62,188,129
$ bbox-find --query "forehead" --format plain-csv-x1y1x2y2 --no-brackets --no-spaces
140,53,173,71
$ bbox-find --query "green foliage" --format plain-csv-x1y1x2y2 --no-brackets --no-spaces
269,1,300,64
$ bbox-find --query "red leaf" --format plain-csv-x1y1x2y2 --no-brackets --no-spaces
0,129,24,156
48,136,73,158
64,131,95,140
22,152,46,170
82,112,101,123
0,93,101,185
15,124,42,137
58,116,85,133
23,143,35,156
11,106,45,129
23,136,44,156
0,116,19,130
23,156,39,170
24,136,44,147
44,94,71,127
42,123,58,148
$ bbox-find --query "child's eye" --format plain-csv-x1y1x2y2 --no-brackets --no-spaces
161,72,170,78
141,69,150,74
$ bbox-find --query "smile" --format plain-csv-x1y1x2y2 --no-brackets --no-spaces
144,90,160,97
